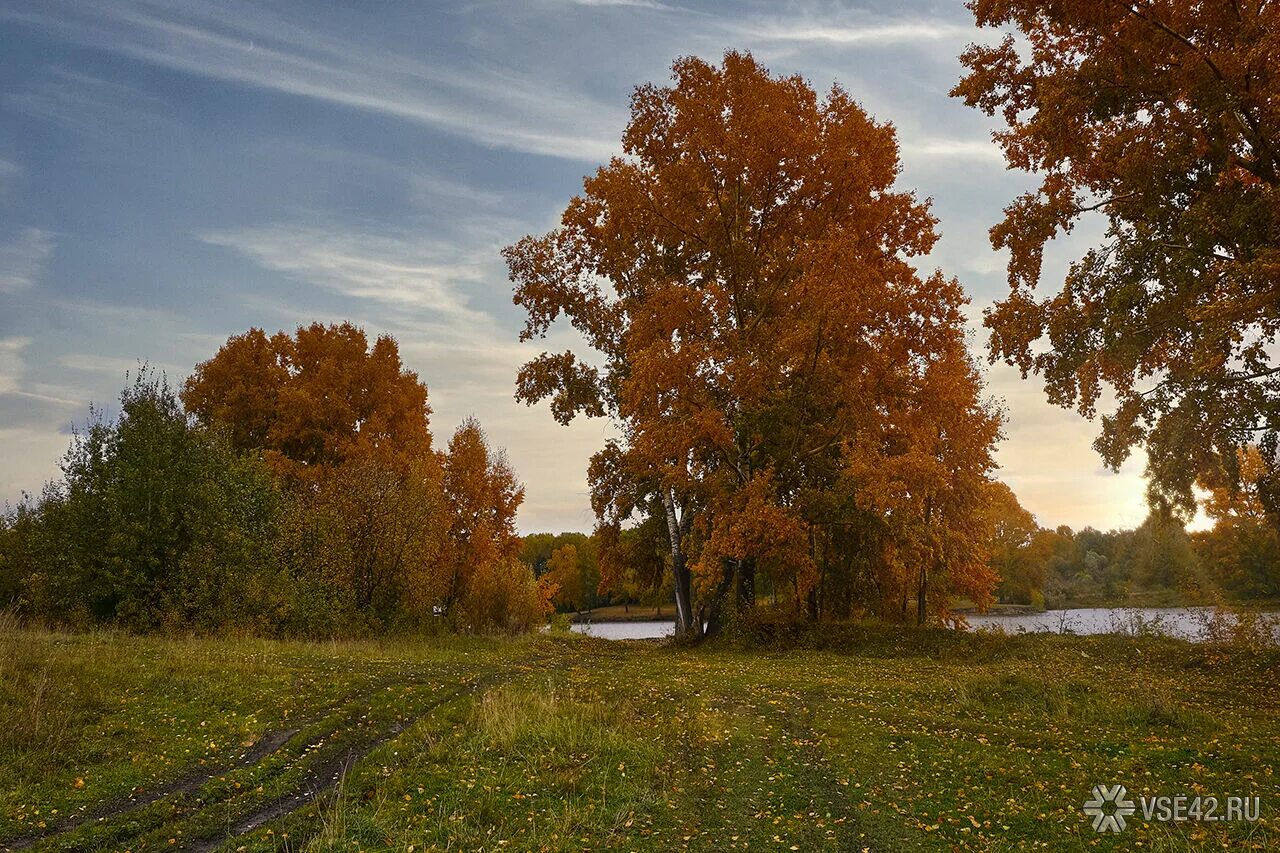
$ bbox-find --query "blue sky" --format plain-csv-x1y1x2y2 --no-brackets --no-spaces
0,0,1153,533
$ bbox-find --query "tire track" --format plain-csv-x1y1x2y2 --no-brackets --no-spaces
0,728,299,852
0,666,478,853
185,668,514,852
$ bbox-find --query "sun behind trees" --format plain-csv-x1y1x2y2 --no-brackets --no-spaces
0,323,548,636
505,51,1004,640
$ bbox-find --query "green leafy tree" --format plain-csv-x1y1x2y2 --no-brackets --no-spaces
4,371,282,631
518,533,558,577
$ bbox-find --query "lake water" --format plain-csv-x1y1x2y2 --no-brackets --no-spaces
966,606,1280,642
571,607,1280,642
572,620,675,640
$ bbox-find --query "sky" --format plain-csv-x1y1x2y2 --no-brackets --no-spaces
0,0,1159,534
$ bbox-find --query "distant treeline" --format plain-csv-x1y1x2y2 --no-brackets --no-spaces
0,323,550,637
521,471,1280,618
518,530,672,615
989,467,1280,609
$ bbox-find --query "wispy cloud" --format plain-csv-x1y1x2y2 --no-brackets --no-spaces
571,0,674,8
1,1,624,161
198,224,495,326
737,19,975,45
0,159,18,201
45,297,183,333
57,353,175,378
4,67,178,143
0,361,83,434
900,137,1004,163
0,228,54,293
0,337,31,395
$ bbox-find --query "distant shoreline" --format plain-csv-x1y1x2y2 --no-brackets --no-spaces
569,605,676,624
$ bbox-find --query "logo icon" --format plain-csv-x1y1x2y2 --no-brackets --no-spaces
1084,784,1136,833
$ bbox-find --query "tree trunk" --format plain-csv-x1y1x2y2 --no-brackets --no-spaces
813,525,826,622
703,558,737,639
735,556,756,611
918,494,934,626
660,488,697,640
916,563,928,625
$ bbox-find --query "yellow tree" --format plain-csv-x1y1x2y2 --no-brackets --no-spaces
1196,446,1280,597
982,480,1043,606
543,543,585,612
506,52,999,636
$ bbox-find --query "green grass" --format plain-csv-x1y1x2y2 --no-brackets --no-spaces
2,618,1278,851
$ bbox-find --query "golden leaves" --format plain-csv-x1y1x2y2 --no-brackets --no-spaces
956,0,1280,512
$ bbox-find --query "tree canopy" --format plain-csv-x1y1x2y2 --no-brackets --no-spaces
182,322,433,475
954,0,1280,517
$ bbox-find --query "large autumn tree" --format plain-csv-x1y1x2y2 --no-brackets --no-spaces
506,52,1001,638
954,1,1280,517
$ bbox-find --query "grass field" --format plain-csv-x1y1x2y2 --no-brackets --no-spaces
2,620,1278,852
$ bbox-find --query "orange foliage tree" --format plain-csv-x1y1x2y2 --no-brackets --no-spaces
954,1,1280,517
506,52,1002,637
440,418,548,633
182,322,433,475
1195,446,1280,597
184,325,544,633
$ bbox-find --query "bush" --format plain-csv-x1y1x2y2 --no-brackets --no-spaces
0,372,284,632
456,558,549,635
